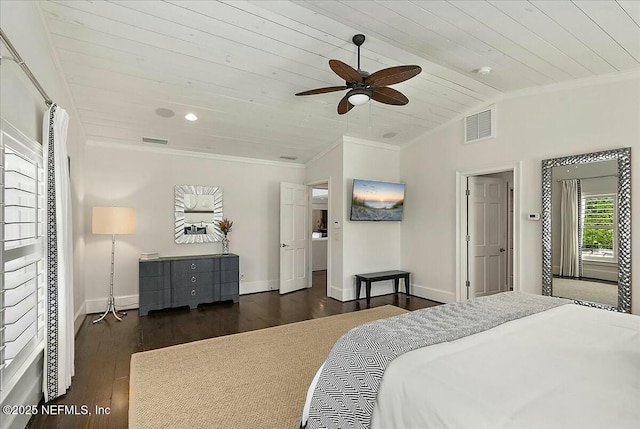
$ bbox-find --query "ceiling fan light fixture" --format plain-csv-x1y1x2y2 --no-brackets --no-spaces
347,89,370,106
295,34,421,115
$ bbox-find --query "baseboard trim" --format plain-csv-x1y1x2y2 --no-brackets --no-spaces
85,294,139,314
74,302,86,334
329,285,344,301
239,279,278,295
86,284,455,307
410,283,455,304
330,281,447,303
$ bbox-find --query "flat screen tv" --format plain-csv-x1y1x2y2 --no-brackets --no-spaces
350,179,405,221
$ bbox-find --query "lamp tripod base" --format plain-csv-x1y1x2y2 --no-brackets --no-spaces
92,296,126,324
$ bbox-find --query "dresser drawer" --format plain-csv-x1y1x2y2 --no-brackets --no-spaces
219,269,239,283
219,256,239,272
172,284,213,306
172,271,213,288
139,289,171,315
139,261,166,278
139,276,168,292
220,282,239,297
171,259,216,274
139,254,240,315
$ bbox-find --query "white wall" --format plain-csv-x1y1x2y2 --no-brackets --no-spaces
305,137,404,302
401,74,640,315
342,138,402,301
0,2,87,427
83,143,304,311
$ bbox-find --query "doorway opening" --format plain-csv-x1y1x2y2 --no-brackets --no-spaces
309,181,330,296
457,164,521,301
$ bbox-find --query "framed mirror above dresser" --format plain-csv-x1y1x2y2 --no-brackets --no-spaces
542,147,631,313
175,184,223,244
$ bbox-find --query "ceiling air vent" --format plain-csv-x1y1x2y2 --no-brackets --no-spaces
464,106,495,144
142,137,168,145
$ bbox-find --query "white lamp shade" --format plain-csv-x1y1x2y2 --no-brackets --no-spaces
348,93,370,106
92,207,135,235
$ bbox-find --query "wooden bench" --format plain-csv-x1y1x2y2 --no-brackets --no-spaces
355,270,410,304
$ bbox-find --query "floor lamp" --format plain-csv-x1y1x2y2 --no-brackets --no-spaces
92,206,135,324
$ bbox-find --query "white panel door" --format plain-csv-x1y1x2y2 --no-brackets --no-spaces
280,182,308,294
469,176,506,298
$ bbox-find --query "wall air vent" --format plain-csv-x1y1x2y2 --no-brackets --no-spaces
464,106,495,144
142,137,168,145
279,155,298,161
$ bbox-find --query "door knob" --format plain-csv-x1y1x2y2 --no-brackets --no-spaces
280,243,290,248
499,248,506,252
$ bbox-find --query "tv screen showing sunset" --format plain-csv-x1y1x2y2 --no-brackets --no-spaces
350,179,405,221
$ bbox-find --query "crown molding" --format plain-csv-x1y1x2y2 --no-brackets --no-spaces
86,140,305,169
343,135,401,151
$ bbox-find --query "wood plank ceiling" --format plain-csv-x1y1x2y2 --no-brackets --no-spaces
36,1,640,164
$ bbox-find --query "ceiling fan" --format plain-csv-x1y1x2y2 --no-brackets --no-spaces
295,34,422,115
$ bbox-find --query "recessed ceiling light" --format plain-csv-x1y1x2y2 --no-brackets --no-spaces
476,66,492,75
155,108,175,118
185,113,198,121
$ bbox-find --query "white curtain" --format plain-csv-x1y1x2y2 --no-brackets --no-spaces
43,104,75,402
559,179,581,277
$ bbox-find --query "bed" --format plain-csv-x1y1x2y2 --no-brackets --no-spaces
300,292,640,429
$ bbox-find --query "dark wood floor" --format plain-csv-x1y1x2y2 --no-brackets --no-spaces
27,271,441,429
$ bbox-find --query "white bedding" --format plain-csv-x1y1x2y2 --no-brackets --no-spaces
371,304,640,429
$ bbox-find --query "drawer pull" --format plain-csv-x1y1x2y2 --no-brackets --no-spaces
191,263,197,270
191,276,197,283
191,289,196,296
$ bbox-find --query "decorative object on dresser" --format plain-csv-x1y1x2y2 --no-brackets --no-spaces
92,206,136,323
175,184,224,244
217,217,233,255
139,252,158,260
139,254,239,316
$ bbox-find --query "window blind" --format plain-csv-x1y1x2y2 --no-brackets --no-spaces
1,126,45,391
583,196,615,228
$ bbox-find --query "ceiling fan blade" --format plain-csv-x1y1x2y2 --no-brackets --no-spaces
295,86,348,96
371,87,409,105
329,59,363,83
337,94,355,115
365,65,422,87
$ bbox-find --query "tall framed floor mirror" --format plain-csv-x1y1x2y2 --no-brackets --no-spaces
542,147,631,313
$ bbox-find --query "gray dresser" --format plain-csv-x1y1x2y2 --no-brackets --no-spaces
139,254,239,316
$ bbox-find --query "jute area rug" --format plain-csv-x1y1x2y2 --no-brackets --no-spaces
129,305,407,429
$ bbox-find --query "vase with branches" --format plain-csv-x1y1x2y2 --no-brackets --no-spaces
218,218,233,254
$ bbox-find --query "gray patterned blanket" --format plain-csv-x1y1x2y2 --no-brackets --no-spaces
305,292,570,429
